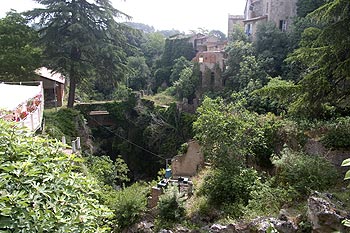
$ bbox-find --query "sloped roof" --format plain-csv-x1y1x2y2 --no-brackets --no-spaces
35,67,65,84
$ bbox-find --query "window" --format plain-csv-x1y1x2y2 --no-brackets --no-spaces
245,24,252,35
279,20,287,32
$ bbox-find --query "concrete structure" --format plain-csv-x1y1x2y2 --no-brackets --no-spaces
147,187,162,208
35,67,66,107
87,110,116,127
171,140,204,178
243,0,297,38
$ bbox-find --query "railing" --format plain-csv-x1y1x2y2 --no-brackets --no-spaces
0,81,44,133
61,136,81,154
17,101,44,132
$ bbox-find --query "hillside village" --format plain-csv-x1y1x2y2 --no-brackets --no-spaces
0,0,350,232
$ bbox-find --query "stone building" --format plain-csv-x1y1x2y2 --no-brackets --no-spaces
227,14,245,38
243,0,297,38
193,51,226,91
35,67,66,107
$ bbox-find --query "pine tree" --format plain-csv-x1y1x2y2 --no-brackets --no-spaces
26,0,131,107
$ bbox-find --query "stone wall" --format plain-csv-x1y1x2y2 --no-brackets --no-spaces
243,0,298,38
268,0,297,31
171,140,204,178
304,139,350,174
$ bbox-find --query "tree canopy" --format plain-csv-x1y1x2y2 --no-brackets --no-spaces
286,0,350,118
26,0,131,107
0,11,42,81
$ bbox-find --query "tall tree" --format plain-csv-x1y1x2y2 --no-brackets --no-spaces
209,30,227,41
253,21,289,78
140,32,165,68
169,56,191,84
26,0,130,107
0,11,42,81
126,56,151,91
296,0,327,17
286,0,350,118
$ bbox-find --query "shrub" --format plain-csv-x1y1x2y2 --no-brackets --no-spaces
178,142,189,154
273,148,340,195
44,108,82,141
321,117,350,149
199,161,260,207
0,120,112,232
157,186,186,222
244,179,297,219
84,155,129,187
109,182,148,230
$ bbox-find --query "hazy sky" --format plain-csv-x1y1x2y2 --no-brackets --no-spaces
1,0,246,34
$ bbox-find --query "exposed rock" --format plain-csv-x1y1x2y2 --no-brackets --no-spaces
307,194,349,232
246,217,298,233
204,217,298,233
123,220,154,233
209,224,234,232
159,230,173,233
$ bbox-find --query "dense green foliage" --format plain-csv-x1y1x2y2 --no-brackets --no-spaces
84,155,129,188
157,186,185,222
1,0,349,229
26,0,131,107
285,0,350,118
125,56,151,91
321,117,350,149
254,22,289,78
244,180,297,219
296,0,328,17
107,182,148,230
0,120,112,232
0,11,42,81
194,97,261,165
200,164,260,207
273,148,339,195
44,108,82,142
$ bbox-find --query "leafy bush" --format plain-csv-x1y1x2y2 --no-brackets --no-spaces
0,120,112,232
157,186,186,222
273,148,340,195
178,142,189,154
84,155,129,187
194,97,262,165
109,182,148,230
199,161,260,207
321,117,350,148
244,179,297,219
44,108,82,141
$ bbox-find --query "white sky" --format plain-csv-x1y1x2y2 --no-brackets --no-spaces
0,0,246,34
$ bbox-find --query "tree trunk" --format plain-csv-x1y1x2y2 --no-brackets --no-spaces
67,65,77,108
